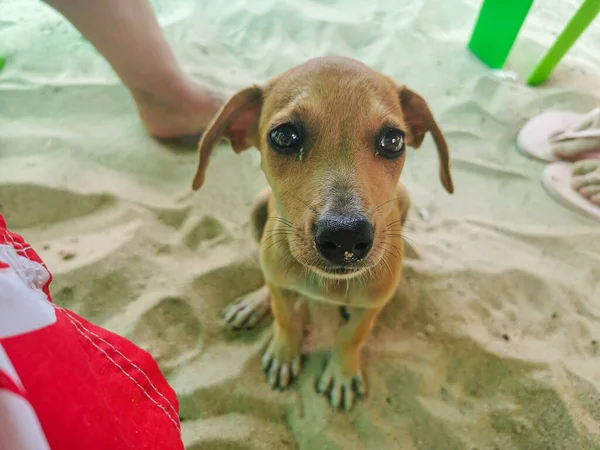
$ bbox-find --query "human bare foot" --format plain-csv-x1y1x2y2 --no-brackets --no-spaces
572,159,600,206
542,158,600,222
131,79,223,139
44,0,225,140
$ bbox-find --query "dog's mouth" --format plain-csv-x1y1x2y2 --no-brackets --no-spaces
308,263,367,280
322,266,357,275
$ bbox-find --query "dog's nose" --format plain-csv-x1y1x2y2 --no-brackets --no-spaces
313,214,374,264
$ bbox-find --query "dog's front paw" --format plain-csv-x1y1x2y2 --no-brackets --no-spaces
261,332,302,389
317,353,366,410
223,286,271,330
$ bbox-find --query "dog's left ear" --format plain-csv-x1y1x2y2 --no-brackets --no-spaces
399,87,454,194
192,86,263,190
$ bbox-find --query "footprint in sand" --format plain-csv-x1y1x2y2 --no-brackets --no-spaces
0,184,114,229
190,258,264,312
182,214,229,251
132,296,203,369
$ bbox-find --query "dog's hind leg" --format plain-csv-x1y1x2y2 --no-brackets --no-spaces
223,187,272,330
250,186,272,243
397,182,411,226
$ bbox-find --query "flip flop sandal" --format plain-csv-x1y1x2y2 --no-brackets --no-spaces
516,107,600,162
541,161,600,223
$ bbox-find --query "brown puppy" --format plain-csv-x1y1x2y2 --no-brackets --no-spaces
192,56,453,410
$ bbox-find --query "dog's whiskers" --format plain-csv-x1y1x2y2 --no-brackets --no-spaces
368,194,410,217
383,232,417,248
278,188,317,215
377,102,401,122
263,237,292,252
287,193,317,214
262,231,293,247
379,240,404,260
375,90,392,120
267,216,294,227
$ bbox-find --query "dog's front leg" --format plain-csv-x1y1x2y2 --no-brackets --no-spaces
261,282,304,389
318,306,382,410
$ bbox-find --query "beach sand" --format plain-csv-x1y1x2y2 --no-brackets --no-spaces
1,0,600,448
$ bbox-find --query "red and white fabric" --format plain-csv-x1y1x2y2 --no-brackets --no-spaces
0,214,184,450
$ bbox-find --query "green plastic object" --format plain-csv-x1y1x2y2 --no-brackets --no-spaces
468,0,535,69
527,0,600,85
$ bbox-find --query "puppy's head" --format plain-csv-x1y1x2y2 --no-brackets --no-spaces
193,56,453,280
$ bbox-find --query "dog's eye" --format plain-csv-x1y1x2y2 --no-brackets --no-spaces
376,128,405,159
268,123,304,154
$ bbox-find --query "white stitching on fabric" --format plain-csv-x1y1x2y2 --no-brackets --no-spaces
60,308,181,431
58,307,179,420
0,230,31,252
57,307,181,431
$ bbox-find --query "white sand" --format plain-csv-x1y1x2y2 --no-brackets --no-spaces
2,0,600,448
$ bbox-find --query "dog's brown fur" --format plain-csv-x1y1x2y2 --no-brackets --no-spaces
192,56,453,410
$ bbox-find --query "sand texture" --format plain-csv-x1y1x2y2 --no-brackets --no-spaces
1,0,600,448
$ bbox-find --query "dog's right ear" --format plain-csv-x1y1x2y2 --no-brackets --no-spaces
192,86,263,190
